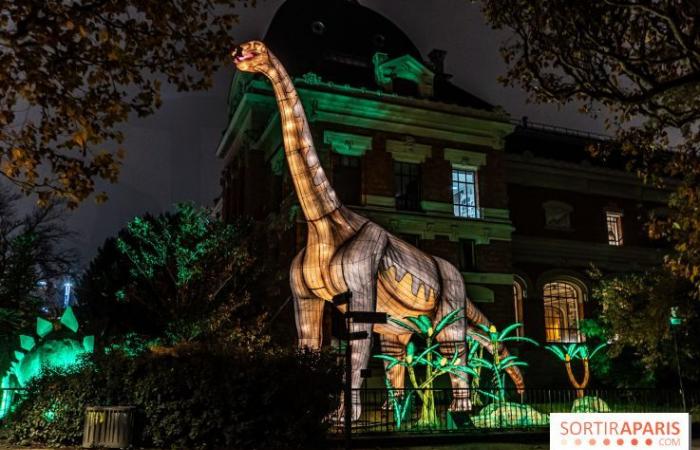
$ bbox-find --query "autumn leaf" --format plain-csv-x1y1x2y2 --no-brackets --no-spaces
1,0,245,206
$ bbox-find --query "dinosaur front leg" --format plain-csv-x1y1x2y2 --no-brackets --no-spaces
434,258,471,412
294,296,325,349
291,249,325,349
333,222,388,422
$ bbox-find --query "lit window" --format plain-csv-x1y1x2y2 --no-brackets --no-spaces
452,168,479,218
606,211,623,246
543,281,584,343
513,278,526,337
394,161,421,211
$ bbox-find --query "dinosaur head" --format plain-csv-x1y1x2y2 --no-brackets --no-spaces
231,40,271,73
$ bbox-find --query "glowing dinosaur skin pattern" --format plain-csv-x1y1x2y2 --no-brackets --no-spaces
232,41,524,420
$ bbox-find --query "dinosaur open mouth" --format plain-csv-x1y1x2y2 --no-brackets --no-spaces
233,51,257,63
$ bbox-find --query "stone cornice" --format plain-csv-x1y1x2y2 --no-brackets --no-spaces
512,235,663,272
350,205,513,244
506,153,671,203
216,91,275,159
462,272,514,286
241,79,514,148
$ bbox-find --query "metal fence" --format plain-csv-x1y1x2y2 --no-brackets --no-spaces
330,388,700,434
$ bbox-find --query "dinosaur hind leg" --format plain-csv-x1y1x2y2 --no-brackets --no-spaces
434,257,471,412
379,333,411,408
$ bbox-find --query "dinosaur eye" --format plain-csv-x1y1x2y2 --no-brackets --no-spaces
311,21,325,35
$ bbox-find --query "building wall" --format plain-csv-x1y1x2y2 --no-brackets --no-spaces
218,78,668,388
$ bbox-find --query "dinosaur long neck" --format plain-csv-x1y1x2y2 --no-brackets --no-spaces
262,52,342,222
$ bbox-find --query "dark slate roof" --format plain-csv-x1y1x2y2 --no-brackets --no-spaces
504,124,629,169
263,0,493,110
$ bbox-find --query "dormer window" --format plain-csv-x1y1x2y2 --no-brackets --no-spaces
372,52,435,97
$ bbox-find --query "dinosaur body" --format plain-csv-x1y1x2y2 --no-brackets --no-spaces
232,41,523,419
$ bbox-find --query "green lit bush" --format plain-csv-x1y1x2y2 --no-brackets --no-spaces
7,347,340,449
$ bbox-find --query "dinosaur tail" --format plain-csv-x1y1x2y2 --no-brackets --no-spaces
465,299,525,394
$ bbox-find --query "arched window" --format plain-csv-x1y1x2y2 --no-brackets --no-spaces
513,277,526,336
543,280,584,343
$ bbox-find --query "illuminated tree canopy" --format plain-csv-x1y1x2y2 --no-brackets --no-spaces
0,0,251,206
78,203,261,344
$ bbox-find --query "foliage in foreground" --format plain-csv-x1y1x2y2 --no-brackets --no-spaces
7,346,340,449
1,0,253,206
0,186,75,378
480,1,700,291
588,267,700,386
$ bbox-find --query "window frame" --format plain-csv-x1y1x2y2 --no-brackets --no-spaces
451,166,480,219
606,210,624,246
393,160,422,211
542,279,585,343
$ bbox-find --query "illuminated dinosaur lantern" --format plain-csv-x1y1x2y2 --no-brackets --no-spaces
232,41,523,419
0,307,94,419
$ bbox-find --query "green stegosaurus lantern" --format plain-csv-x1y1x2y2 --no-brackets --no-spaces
0,307,94,419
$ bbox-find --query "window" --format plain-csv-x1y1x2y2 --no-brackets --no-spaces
458,239,476,271
543,281,584,343
513,278,526,337
332,154,362,205
452,168,479,218
394,161,421,211
543,201,573,230
606,211,623,246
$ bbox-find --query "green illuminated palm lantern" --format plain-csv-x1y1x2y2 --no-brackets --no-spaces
0,307,94,419
469,323,537,403
544,343,606,398
374,309,478,428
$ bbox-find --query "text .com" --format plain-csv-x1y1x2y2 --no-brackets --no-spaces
551,413,690,450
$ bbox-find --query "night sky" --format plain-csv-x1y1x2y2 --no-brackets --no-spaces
46,0,607,265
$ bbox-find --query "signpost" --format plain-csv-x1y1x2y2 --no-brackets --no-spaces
331,292,387,450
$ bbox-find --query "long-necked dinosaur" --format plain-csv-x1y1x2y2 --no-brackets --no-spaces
232,41,524,420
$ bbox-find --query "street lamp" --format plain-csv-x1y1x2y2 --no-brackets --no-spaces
669,306,686,411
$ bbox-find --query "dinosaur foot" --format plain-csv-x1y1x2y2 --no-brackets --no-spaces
449,396,473,412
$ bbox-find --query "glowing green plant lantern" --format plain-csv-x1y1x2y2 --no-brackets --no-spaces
467,323,547,429
0,307,94,420
374,309,478,429
470,323,537,403
544,342,606,399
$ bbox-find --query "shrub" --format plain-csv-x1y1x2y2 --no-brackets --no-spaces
8,346,340,449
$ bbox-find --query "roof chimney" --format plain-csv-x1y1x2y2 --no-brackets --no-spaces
428,49,447,74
